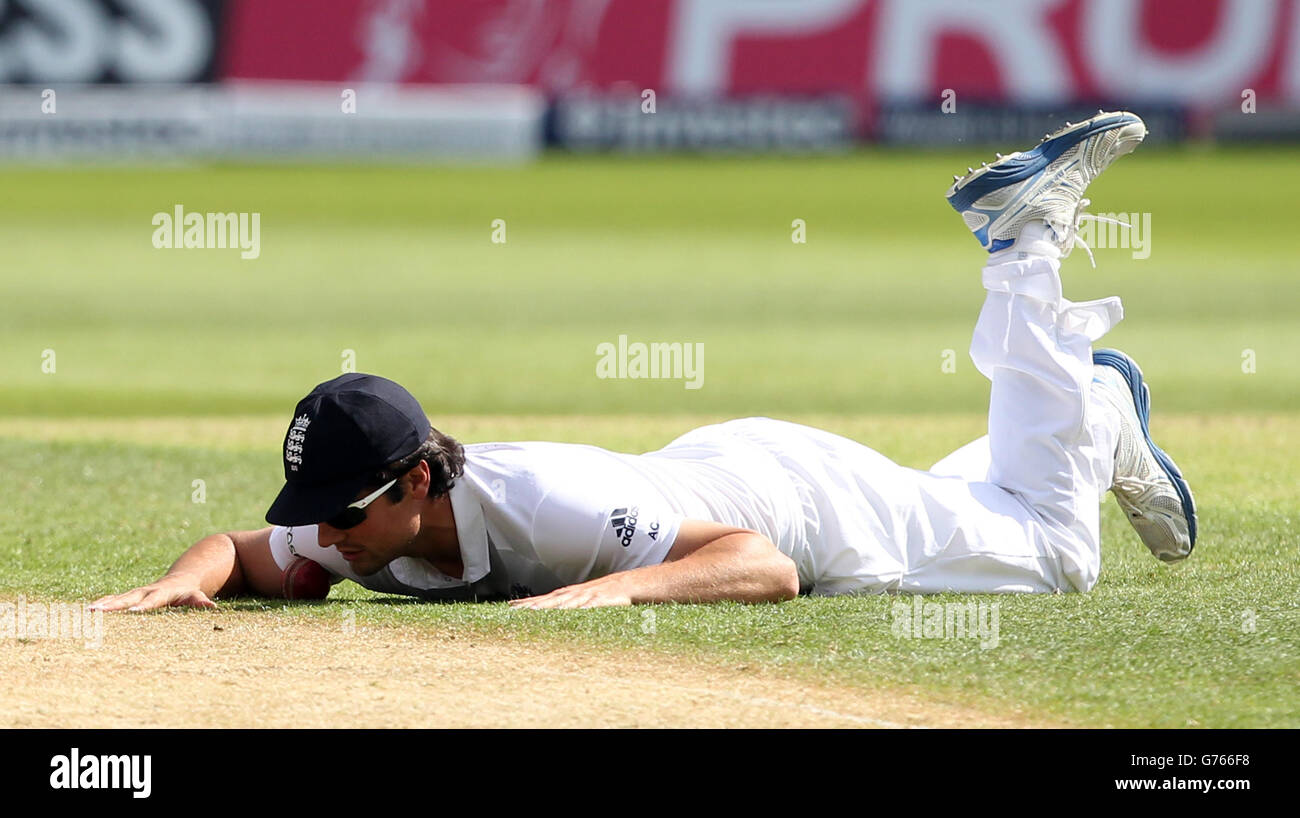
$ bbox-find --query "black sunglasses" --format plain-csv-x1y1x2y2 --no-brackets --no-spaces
324,478,397,530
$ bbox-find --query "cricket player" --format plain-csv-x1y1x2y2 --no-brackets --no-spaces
92,111,1196,613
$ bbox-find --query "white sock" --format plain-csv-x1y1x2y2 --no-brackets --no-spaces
988,220,1062,264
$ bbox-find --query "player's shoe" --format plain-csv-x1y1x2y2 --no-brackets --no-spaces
1092,348,1197,562
945,111,1147,261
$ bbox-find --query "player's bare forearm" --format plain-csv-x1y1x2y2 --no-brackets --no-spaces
160,533,246,599
627,532,800,603
509,532,800,609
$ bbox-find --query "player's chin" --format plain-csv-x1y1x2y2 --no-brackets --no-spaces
348,555,386,577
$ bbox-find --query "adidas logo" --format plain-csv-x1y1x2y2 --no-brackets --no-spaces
609,506,640,548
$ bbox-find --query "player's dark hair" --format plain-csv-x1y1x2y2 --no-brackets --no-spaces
370,427,465,504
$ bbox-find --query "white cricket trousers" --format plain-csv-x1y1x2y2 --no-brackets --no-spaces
734,254,1124,595
920,254,1123,593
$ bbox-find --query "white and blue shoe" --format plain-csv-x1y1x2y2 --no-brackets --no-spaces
1092,349,1197,562
945,111,1147,260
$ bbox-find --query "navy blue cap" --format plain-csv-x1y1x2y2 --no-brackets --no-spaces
265,373,432,527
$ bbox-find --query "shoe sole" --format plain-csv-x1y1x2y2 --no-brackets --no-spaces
945,110,1145,208
1093,348,1198,550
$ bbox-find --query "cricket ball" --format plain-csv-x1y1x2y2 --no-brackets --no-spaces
282,557,332,600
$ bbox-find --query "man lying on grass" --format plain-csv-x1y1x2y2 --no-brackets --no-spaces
92,111,1196,613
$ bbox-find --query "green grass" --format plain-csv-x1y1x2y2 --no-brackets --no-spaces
2,149,1298,726
2,148,1298,416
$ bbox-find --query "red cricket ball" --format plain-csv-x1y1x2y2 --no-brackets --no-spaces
281,556,332,600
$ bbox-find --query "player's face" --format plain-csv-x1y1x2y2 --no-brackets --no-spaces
315,472,425,576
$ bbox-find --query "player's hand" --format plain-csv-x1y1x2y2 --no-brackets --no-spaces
508,575,632,610
89,576,218,612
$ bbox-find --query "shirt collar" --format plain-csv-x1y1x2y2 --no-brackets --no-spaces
448,471,492,584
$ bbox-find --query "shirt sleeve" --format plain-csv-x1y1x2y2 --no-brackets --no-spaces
268,525,350,584
528,482,684,584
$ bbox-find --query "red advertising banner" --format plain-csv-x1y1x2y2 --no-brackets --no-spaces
220,0,1300,106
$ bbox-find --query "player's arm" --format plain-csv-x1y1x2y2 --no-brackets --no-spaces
89,527,285,612
509,519,800,609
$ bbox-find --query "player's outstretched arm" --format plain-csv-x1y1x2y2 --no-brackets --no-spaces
509,519,800,609
90,527,283,612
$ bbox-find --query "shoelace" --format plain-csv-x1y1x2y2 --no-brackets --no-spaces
1112,472,1169,501
1050,197,1133,268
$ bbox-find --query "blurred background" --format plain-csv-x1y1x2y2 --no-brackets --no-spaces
1,0,1297,423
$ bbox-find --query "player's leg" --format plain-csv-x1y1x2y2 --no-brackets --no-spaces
937,112,1196,570
787,112,1144,595
715,126,1134,593
944,110,1195,590
717,113,1190,597
928,435,990,482
716,415,1075,595
944,113,1146,591
967,243,1120,590
929,362,1196,565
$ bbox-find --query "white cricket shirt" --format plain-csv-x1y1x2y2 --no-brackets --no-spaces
269,417,820,599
